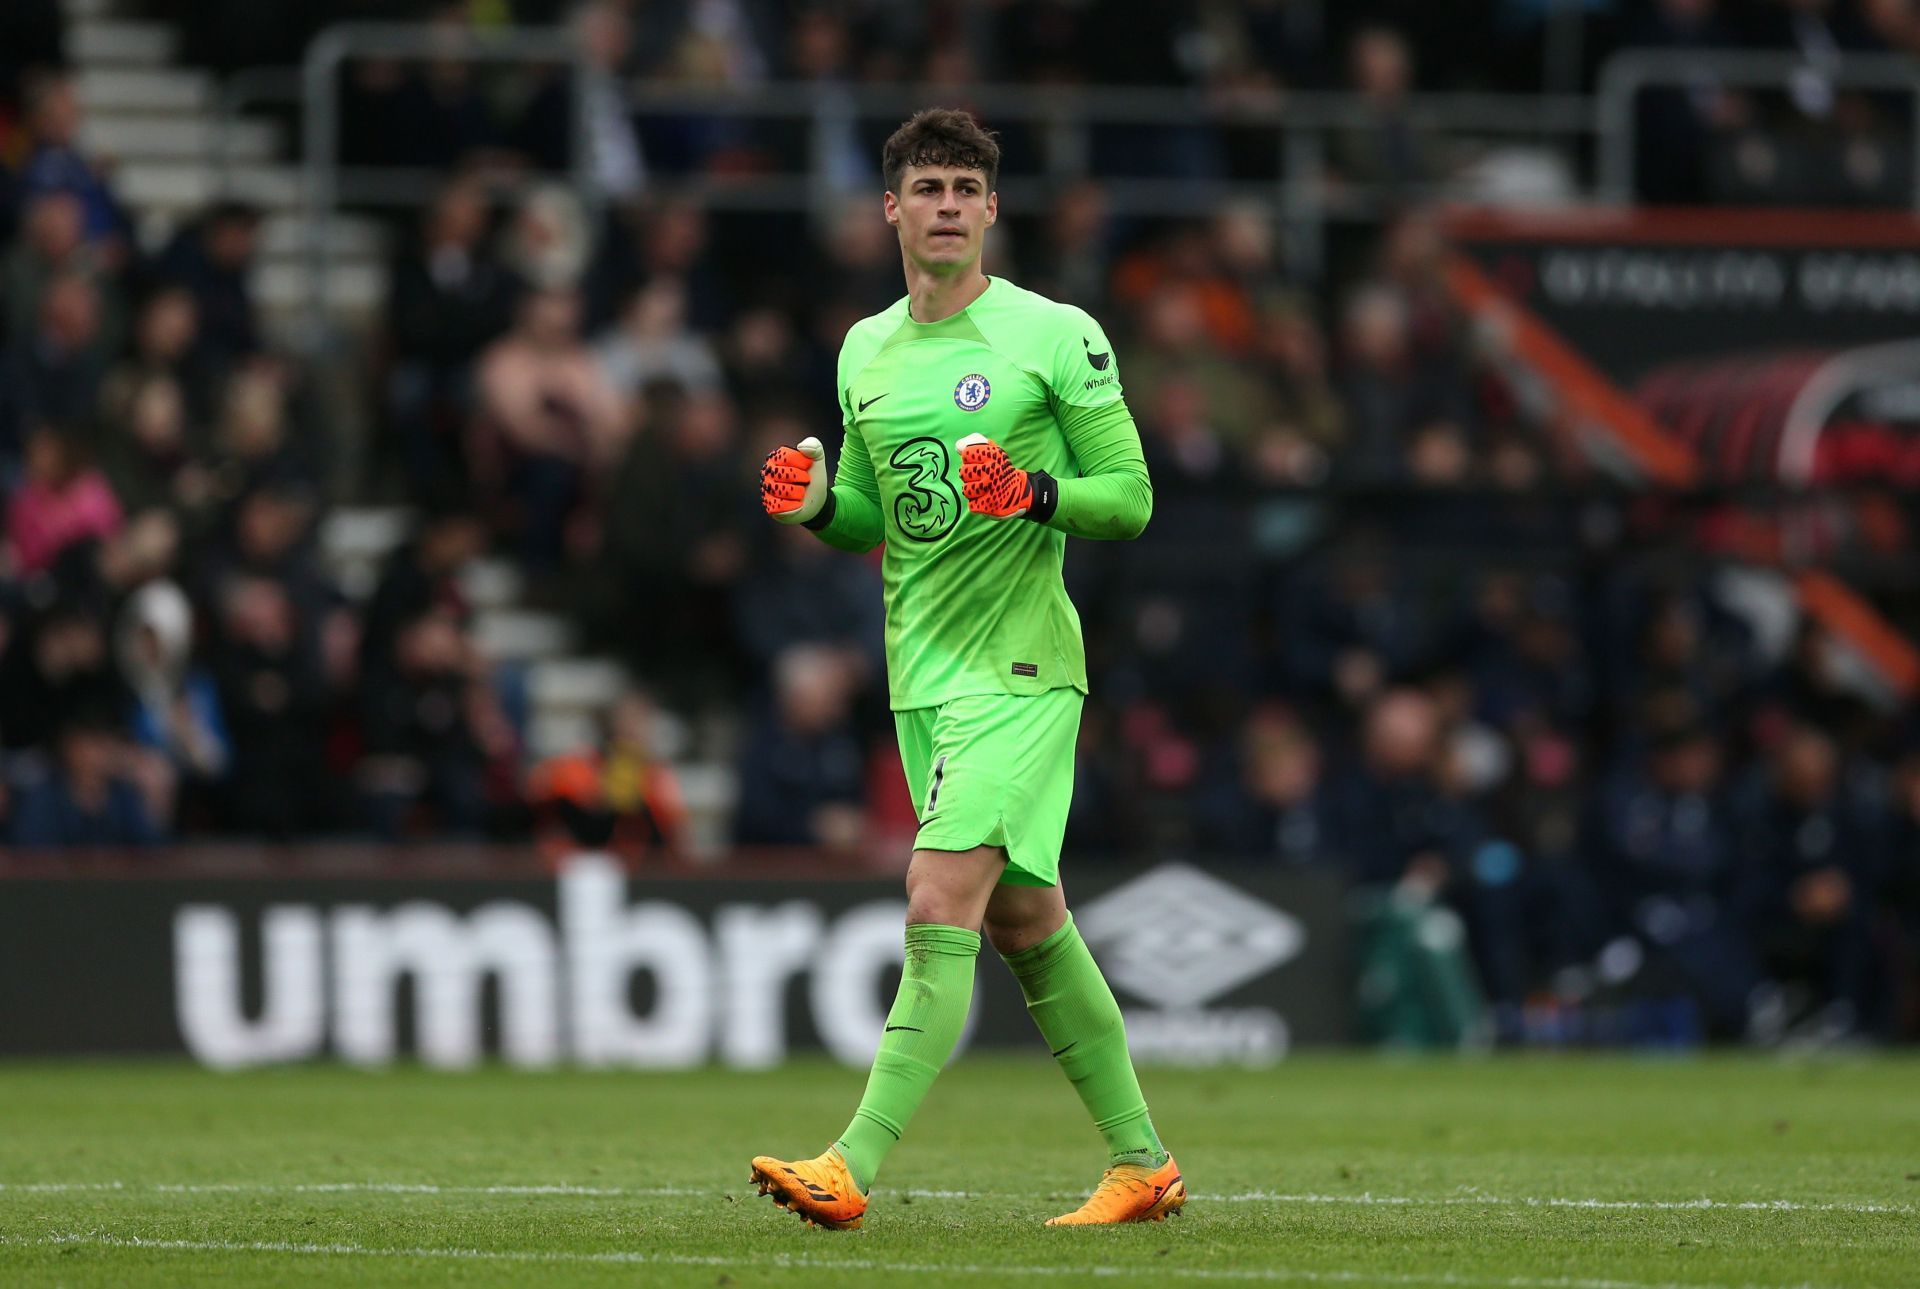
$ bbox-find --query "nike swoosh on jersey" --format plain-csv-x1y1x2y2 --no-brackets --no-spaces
858,393,890,412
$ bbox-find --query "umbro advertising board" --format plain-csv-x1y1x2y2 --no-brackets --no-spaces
0,855,1347,1067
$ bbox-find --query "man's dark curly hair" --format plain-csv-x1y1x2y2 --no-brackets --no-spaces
881,107,1000,195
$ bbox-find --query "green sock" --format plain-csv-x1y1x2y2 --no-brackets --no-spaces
1002,912,1168,1168
833,923,980,1192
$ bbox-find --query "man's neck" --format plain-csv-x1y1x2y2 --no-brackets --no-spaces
906,263,990,323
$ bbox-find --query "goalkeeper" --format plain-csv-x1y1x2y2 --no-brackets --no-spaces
750,107,1179,1230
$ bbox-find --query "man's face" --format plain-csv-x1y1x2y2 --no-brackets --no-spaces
35,81,78,145
886,165,996,275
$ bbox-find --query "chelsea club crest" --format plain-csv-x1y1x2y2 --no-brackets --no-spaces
953,373,992,411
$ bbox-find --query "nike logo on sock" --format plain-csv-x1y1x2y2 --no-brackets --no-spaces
885,1025,924,1033
1050,1041,1077,1057
858,393,890,413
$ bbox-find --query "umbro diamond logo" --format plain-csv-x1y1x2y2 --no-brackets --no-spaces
1084,337,1111,371
858,393,889,413
1076,864,1304,1009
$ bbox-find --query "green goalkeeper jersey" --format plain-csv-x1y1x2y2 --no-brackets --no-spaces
808,277,1152,711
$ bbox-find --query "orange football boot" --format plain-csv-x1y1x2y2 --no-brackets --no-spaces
1045,1155,1186,1226
748,1148,868,1230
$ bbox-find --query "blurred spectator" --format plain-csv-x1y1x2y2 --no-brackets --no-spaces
516,0,649,196
1325,688,1467,888
117,580,228,818
386,179,519,498
732,644,867,850
501,184,593,292
1196,705,1327,861
720,307,820,425
732,508,884,678
1748,0,1885,118
1337,281,1474,483
1887,752,1920,1037
207,361,315,503
5,273,110,451
599,387,747,697
529,687,687,862
201,481,329,628
1466,573,1593,734
155,202,262,376
359,503,486,686
386,5,505,171
7,707,164,847
0,598,123,754
1280,536,1430,711
358,603,493,839
6,426,122,577
15,72,131,259
595,276,725,397
1125,290,1271,449
1023,181,1113,310
1331,27,1435,196
4,190,121,350
210,575,336,837
1138,375,1231,494
1250,299,1346,481
598,688,687,849
1751,621,1875,752
474,285,629,565
1208,202,1288,349
1114,224,1261,358
1585,724,1763,1037
630,200,729,331
817,199,904,320
0,0,62,114
1619,590,1753,752
100,375,215,524
1734,725,1879,1035
339,56,410,169
100,287,216,429
780,7,866,193
1626,0,1747,204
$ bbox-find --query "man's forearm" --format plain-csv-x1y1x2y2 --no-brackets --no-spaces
1045,466,1153,540
804,485,886,552
1045,400,1154,540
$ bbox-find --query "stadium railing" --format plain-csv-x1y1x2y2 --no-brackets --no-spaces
258,21,1595,347
1594,48,1920,212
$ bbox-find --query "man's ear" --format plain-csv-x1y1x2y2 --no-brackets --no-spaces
883,190,900,226
985,191,998,226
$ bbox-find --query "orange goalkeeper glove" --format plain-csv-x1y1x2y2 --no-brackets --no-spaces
956,433,1058,523
761,436,829,525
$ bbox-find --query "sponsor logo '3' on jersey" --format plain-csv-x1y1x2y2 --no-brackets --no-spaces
887,437,962,542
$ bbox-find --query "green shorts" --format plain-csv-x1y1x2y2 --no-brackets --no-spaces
894,688,1083,887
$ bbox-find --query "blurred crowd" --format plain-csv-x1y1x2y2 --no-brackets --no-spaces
151,0,1920,209
0,1,1917,1045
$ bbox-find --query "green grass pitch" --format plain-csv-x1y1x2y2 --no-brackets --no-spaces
0,1055,1916,1287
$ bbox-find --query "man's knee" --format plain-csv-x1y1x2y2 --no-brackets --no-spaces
904,846,1005,928
982,913,1038,957
983,889,1068,957
906,887,975,927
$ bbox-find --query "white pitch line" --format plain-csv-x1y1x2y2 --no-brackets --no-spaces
0,1181,1910,1216
1200,1192,1918,1217
0,1181,695,1198
0,1231,1839,1289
